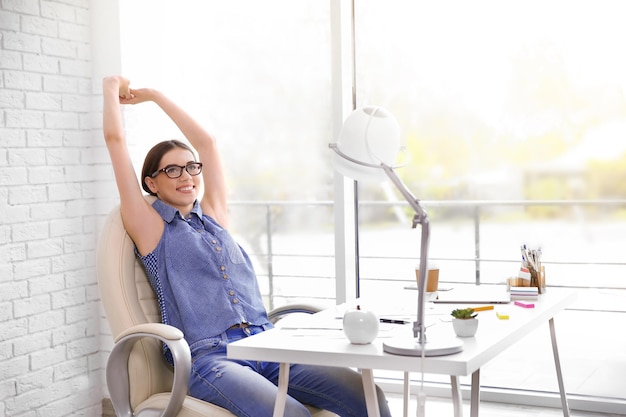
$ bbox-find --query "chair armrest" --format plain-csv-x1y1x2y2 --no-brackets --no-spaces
107,323,191,417
268,303,325,324
114,323,185,343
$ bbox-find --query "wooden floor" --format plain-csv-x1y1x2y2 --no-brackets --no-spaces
386,393,625,417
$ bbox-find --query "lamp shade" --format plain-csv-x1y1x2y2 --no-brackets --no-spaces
332,106,401,182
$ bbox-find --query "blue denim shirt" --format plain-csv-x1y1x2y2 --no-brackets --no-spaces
137,199,269,351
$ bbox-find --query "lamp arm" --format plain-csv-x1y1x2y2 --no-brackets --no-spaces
381,164,430,343
329,141,430,343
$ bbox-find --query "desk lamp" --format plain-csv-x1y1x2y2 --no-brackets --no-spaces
330,106,463,356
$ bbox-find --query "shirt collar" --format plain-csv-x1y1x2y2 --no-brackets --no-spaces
152,199,203,223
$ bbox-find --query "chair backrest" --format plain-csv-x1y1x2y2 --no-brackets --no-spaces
98,201,339,417
97,199,173,409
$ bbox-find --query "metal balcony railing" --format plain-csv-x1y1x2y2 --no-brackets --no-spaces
230,199,626,410
229,199,626,310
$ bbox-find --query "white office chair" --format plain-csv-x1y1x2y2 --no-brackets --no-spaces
97,200,336,417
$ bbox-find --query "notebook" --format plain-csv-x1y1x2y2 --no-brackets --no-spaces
432,285,511,304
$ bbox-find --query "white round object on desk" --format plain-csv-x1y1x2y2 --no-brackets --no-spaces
343,305,379,344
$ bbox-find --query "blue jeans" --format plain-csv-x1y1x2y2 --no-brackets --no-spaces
188,325,392,417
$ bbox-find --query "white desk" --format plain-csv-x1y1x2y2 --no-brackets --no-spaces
228,288,576,417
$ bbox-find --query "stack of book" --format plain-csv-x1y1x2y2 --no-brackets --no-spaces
510,286,538,300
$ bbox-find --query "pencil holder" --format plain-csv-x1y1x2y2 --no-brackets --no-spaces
520,245,544,294
529,265,546,294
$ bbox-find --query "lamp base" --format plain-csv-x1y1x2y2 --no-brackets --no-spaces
383,336,464,357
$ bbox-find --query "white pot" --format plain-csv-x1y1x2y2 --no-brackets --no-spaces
343,306,379,344
452,318,479,337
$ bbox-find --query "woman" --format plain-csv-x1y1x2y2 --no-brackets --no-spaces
102,75,392,417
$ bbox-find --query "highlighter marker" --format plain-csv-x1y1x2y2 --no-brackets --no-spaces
514,301,535,308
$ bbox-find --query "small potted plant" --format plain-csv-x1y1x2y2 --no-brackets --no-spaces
451,308,479,337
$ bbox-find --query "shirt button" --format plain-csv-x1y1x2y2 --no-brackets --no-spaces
220,266,226,271
233,299,239,304
196,229,202,233
229,290,235,296
223,274,229,279
216,247,222,252
212,239,217,244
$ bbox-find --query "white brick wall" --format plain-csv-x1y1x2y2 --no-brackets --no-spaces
1,1,116,416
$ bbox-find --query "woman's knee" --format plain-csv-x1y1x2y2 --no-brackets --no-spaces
189,360,312,417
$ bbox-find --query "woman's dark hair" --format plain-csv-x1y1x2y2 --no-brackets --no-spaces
141,139,197,195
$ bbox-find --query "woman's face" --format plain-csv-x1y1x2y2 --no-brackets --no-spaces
144,147,201,213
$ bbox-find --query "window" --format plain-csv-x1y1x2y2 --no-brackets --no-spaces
118,0,337,308
353,0,626,408
119,0,625,410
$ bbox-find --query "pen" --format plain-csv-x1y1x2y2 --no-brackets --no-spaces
379,318,409,325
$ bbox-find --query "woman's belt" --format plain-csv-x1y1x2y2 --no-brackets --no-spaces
228,322,251,329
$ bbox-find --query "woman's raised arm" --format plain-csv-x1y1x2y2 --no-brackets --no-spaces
102,76,163,254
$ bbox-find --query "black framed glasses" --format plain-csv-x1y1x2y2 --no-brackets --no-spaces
151,162,203,179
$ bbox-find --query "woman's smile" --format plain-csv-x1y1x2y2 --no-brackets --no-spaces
177,184,195,193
